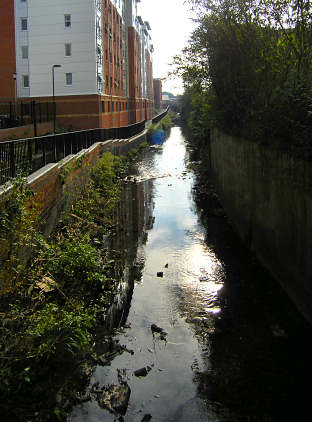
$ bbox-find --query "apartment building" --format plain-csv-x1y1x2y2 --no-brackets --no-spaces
0,0,154,130
153,78,162,111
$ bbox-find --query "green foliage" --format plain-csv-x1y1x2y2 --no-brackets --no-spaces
0,149,135,398
176,0,312,147
160,113,173,131
0,176,39,291
26,303,96,358
0,176,33,236
38,237,106,290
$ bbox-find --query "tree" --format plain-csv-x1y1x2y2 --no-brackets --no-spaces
175,0,312,145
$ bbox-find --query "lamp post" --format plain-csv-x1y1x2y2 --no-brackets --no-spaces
52,64,61,134
13,73,17,120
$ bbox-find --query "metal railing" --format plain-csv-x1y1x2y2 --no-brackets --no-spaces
152,107,169,125
0,120,146,186
0,100,53,132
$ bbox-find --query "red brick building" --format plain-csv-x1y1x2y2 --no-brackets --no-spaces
153,78,163,111
0,0,154,131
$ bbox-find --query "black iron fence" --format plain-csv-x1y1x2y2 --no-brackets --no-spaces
152,107,169,125
0,100,53,132
0,120,146,186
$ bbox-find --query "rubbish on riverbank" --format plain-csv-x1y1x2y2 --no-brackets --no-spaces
165,263,168,268
157,271,163,277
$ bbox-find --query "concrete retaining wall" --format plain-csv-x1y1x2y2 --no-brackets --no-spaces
210,128,312,323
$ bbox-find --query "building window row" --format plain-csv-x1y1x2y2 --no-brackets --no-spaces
21,14,72,31
21,44,72,59
101,100,128,114
21,73,73,88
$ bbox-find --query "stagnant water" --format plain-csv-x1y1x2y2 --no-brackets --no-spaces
69,127,312,422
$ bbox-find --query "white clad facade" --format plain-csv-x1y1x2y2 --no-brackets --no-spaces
14,0,100,98
14,0,30,98
138,20,152,99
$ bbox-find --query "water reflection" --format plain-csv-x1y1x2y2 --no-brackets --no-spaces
70,127,225,421
70,127,312,422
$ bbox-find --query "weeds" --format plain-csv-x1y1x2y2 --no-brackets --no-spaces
0,150,138,399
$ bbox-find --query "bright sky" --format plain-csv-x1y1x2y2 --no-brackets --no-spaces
137,0,197,95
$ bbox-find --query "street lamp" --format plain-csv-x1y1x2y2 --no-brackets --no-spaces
52,64,61,134
13,73,17,120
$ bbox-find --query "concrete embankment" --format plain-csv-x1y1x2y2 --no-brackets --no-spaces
209,128,312,324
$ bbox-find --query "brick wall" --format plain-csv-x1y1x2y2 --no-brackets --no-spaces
0,122,53,141
0,0,16,99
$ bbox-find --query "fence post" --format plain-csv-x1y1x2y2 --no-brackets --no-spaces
42,139,46,167
21,101,24,124
32,101,37,137
38,102,42,123
9,142,15,178
28,139,33,173
54,135,57,162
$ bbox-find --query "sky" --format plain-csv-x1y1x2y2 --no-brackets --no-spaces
137,0,197,95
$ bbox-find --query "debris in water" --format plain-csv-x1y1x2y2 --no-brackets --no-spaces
141,414,152,421
97,384,131,415
151,324,167,341
134,366,152,377
151,323,163,333
271,325,286,337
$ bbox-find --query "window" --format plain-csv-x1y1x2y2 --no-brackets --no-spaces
65,43,71,56
65,73,72,85
21,18,27,30
64,14,71,28
97,75,103,91
22,75,29,88
97,46,102,64
101,101,105,113
21,46,28,59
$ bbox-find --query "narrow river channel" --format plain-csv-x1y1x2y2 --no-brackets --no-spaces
69,127,312,422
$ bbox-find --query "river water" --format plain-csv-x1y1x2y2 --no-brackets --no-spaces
69,127,312,422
